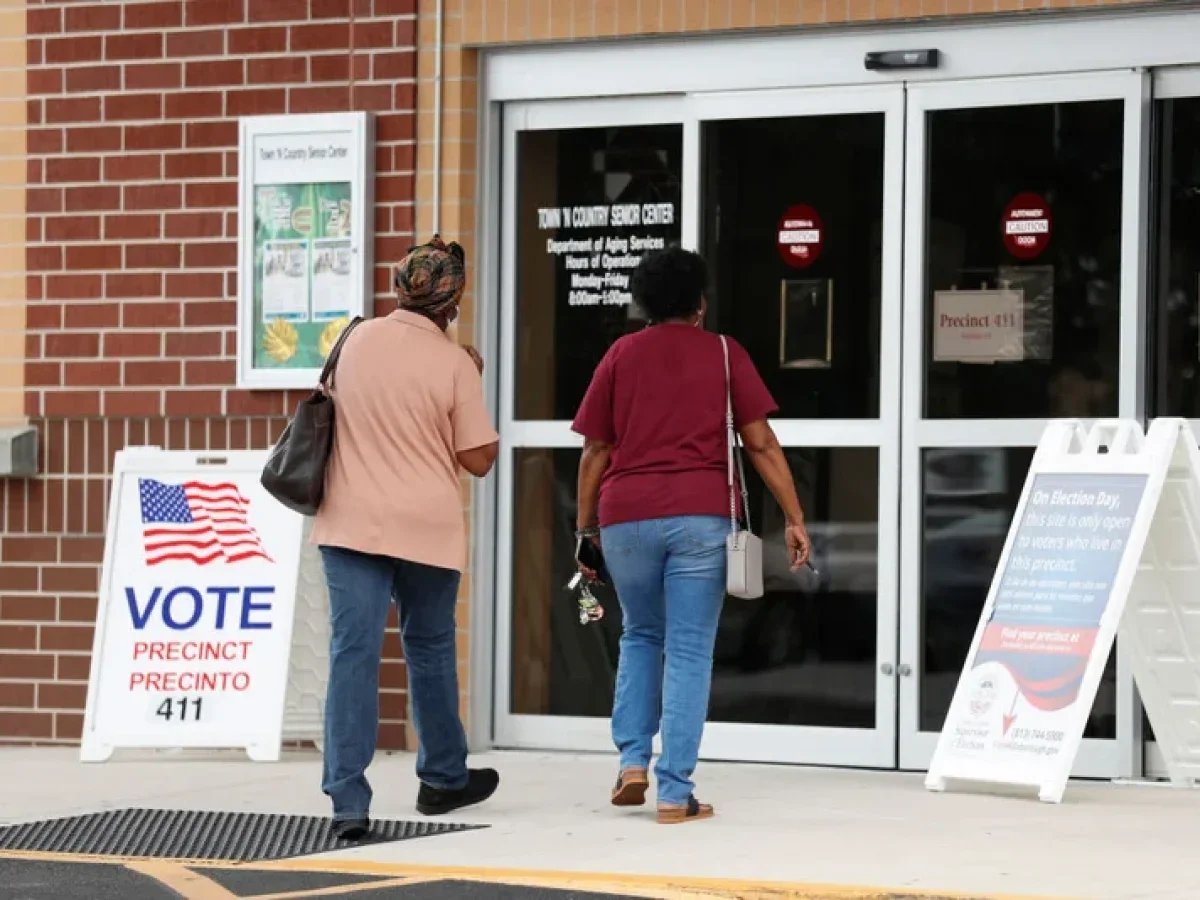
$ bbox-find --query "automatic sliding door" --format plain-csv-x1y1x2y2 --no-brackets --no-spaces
692,86,904,768
495,101,687,751
899,73,1150,774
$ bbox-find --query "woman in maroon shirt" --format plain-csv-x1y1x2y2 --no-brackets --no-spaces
573,246,811,824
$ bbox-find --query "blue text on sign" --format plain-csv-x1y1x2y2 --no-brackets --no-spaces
125,586,275,631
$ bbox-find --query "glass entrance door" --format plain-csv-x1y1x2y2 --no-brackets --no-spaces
494,96,689,752
494,87,905,768
692,86,904,767
493,73,1150,774
897,73,1150,774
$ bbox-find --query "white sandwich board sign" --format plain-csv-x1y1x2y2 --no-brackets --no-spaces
927,417,1200,802
81,449,329,762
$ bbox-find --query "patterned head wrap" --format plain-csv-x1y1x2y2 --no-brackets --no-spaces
394,235,466,318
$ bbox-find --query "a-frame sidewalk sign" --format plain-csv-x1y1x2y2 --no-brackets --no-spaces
81,449,328,763
928,417,1200,803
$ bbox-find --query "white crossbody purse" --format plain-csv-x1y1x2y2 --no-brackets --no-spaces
720,336,764,599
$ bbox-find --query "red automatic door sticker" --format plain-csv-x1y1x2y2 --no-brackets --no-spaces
776,204,823,269
1002,193,1052,260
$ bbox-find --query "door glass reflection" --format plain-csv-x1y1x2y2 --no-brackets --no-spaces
713,447,878,728
510,448,622,717
924,101,1123,419
510,447,880,731
703,114,885,419
1150,97,1200,416
919,447,1116,739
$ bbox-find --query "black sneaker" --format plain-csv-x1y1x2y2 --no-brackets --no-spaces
331,817,371,841
416,768,499,816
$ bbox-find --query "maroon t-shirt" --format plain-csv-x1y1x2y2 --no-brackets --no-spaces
571,324,778,527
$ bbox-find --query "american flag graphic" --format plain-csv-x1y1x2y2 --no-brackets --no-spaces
138,478,273,567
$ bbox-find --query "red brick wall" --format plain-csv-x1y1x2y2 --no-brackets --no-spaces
3,0,417,744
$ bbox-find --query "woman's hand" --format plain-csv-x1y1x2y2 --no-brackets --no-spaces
576,533,602,582
785,522,810,572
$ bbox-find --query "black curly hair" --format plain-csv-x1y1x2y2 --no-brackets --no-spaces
630,245,707,322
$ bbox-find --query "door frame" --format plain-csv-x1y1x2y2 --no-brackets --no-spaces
896,71,1153,775
492,94,690,754
1144,65,1200,780
687,84,905,767
478,18,1181,772
492,86,907,768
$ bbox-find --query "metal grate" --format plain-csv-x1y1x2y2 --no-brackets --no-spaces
0,809,485,862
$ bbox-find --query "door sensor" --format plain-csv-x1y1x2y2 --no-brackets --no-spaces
864,49,940,71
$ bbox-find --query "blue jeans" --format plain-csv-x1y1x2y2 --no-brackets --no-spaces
601,515,727,806
319,545,468,821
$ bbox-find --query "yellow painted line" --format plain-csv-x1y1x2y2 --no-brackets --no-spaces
252,876,415,899
0,849,1080,900
125,860,240,900
264,859,1079,900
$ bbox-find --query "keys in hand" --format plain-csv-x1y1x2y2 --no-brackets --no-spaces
566,572,604,625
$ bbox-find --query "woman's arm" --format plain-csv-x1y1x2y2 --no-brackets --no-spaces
739,418,810,569
576,438,612,531
456,441,499,478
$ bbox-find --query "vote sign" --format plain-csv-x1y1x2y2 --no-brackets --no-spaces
81,450,305,762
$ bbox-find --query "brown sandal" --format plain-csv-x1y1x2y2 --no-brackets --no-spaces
657,795,714,824
610,767,649,806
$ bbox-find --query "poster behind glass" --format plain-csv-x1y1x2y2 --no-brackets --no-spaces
254,182,354,371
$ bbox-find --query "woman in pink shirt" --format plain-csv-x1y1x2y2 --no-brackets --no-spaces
573,246,811,824
311,237,500,841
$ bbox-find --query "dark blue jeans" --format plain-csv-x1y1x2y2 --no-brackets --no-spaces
319,545,469,821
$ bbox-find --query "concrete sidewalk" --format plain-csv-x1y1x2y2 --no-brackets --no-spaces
1,746,1197,899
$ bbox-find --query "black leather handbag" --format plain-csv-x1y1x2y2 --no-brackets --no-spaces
260,316,364,516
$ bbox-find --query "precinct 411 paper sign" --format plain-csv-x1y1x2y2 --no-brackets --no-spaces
81,450,305,762
926,420,1164,802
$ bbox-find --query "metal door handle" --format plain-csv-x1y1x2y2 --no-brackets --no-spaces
897,664,913,677
880,663,894,676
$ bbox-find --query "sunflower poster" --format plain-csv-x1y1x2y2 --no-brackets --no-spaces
253,182,353,370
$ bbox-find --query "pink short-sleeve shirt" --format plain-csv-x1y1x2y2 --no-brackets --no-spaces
310,310,498,572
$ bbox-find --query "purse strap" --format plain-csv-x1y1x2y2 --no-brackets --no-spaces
720,335,751,536
318,316,365,391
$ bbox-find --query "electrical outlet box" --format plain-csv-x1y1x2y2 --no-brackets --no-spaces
0,426,38,477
